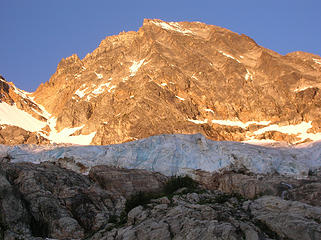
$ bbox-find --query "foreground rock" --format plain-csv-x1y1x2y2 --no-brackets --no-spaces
92,193,321,240
0,162,124,239
0,161,320,239
248,196,321,240
89,166,168,197
192,169,321,206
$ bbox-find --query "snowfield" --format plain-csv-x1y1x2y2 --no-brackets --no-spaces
1,134,320,178
0,102,47,132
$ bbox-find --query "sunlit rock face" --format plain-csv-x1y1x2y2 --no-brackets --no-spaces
1,19,321,145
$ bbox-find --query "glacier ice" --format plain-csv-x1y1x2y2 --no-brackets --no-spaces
1,133,320,178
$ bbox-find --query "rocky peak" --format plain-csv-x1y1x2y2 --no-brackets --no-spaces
0,76,10,102
56,53,83,75
2,19,321,145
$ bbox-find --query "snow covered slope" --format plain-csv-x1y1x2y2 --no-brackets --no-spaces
1,134,320,178
0,76,96,145
0,102,46,132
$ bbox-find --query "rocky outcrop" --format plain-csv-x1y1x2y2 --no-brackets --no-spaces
0,161,320,239
0,76,47,122
93,192,254,240
0,76,50,145
0,162,124,239
248,196,321,240
190,169,321,206
0,125,49,145
92,192,321,240
89,166,168,197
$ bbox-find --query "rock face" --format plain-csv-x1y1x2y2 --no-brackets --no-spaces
0,125,49,145
1,161,320,240
92,191,321,240
248,196,321,240
191,170,321,206
32,19,321,144
0,162,124,239
2,20,321,145
89,166,168,197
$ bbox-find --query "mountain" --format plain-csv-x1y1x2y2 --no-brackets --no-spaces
1,19,321,145
1,19,321,239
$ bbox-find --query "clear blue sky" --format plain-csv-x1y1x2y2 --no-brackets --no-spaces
1,0,320,92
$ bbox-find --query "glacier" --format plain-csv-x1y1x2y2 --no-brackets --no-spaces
1,133,320,178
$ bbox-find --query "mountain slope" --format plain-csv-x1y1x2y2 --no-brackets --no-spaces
0,75,50,144
2,19,321,145
0,75,94,145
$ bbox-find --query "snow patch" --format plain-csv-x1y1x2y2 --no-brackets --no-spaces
245,69,253,81
212,120,271,129
294,86,314,92
85,82,115,101
176,96,185,101
151,20,194,35
191,74,198,80
218,51,241,63
74,88,88,98
12,87,31,99
204,109,214,114
108,85,116,92
0,102,46,132
254,122,312,136
242,138,278,145
42,118,96,145
95,72,103,79
28,96,51,119
130,59,145,76
49,128,96,145
313,58,321,65
188,119,208,124
253,121,321,143
92,83,111,95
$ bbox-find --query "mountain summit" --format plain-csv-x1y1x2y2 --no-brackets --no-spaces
1,19,321,145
